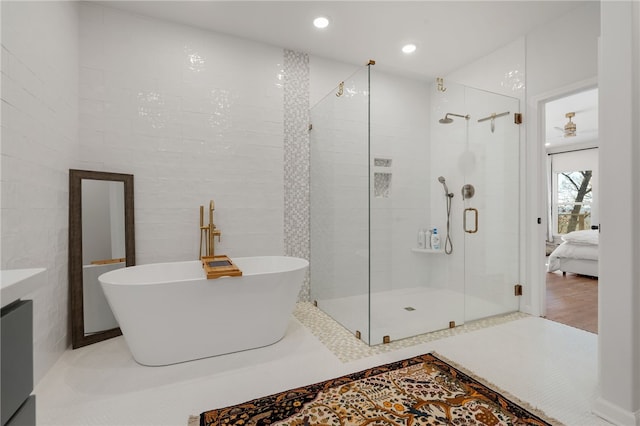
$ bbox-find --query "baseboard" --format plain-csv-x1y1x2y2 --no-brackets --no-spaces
519,303,540,317
593,397,640,426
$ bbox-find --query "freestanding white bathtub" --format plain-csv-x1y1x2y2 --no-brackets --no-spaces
99,256,308,366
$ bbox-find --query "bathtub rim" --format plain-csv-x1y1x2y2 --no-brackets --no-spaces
99,255,309,286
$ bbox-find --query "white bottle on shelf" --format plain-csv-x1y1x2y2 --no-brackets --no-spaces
431,228,441,250
417,229,426,249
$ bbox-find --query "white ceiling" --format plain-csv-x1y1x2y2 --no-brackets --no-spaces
95,1,589,80
545,88,599,150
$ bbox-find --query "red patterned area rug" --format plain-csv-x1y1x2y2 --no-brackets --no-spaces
189,353,562,426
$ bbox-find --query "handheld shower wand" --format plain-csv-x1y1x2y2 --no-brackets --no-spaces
438,176,452,197
437,176,454,254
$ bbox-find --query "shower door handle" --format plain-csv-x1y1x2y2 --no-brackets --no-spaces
464,208,478,234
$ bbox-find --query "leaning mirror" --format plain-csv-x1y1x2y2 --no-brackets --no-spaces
69,169,135,348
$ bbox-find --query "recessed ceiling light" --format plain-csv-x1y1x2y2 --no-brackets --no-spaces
313,17,329,29
402,44,417,54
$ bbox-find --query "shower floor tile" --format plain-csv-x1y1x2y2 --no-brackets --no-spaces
311,287,519,347
35,303,610,426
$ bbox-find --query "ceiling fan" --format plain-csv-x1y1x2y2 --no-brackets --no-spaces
552,110,597,138
563,112,576,137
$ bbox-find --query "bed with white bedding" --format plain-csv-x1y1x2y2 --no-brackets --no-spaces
547,229,599,277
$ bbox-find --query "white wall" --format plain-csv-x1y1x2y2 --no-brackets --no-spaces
369,70,430,296
444,3,600,316
309,65,369,303
594,2,640,424
429,81,521,323
1,1,306,385
430,1,602,327
308,57,369,307
78,3,285,264
429,82,468,295
447,37,526,99
308,60,431,343
524,3,600,316
1,1,79,383
448,3,598,316
309,61,431,298
432,33,526,324
309,56,361,109
526,3,600,97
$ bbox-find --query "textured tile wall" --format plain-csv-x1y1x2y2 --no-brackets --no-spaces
283,50,310,301
79,4,285,264
1,1,79,383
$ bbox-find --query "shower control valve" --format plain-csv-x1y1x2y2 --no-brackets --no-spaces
461,184,475,200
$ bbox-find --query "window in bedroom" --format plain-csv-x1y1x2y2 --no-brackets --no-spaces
556,170,593,234
545,87,598,238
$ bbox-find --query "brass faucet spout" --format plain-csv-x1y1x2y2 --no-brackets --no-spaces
200,199,222,259
209,200,215,228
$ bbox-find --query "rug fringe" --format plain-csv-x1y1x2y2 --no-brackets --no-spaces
187,414,200,426
431,351,566,426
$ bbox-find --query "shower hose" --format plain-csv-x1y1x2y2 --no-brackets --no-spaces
444,194,453,254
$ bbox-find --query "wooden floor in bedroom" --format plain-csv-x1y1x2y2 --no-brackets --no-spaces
545,271,598,334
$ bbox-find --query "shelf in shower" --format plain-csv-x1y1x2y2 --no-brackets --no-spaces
411,248,445,254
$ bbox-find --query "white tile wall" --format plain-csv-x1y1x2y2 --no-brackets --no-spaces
2,1,314,385
1,1,79,383
369,70,431,293
309,65,432,312
78,3,286,264
308,56,361,109
430,80,522,323
442,37,527,320
1,0,553,384
309,66,369,303
447,37,526,99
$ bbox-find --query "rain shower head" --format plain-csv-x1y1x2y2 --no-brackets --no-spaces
439,113,470,124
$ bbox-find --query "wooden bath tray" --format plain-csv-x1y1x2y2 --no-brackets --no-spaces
201,255,242,279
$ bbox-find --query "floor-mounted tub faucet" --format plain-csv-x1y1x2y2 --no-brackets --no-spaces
199,200,221,259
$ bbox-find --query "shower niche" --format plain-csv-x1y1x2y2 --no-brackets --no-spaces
373,158,392,198
310,65,521,345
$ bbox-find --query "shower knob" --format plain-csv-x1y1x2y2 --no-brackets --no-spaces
461,184,475,200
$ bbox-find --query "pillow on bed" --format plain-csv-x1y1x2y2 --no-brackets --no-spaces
561,229,599,245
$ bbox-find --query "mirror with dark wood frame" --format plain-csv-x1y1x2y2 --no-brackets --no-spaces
69,169,135,349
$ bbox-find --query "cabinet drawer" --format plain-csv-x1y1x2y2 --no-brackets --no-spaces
1,300,33,426
5,395,35,426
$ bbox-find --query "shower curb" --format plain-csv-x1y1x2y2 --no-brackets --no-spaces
293,302,530,362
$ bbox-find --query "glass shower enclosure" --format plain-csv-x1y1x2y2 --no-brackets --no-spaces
310,64,520,345
310,66,371,341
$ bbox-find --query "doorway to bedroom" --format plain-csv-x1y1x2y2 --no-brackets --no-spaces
543,87,599,334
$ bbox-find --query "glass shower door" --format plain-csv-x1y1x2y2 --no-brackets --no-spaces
463,87,520,321
309,67,371,343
